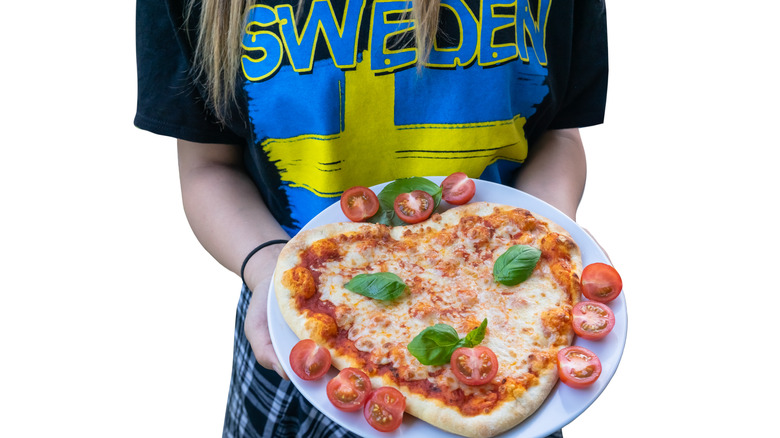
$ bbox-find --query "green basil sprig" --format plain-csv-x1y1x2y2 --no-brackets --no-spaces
369,177,442,226
407,318,487,366
344,272,407,301
493,245,542,286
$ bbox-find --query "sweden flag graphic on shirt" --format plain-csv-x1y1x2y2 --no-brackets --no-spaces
242,0,552,233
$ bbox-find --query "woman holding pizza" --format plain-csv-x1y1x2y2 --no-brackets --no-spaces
134,0,608,436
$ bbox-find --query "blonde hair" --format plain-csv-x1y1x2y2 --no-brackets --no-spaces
188,0,440,122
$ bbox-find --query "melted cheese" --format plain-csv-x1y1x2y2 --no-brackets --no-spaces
302,206,580,401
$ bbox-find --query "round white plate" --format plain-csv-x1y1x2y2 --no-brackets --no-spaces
268,176,627,438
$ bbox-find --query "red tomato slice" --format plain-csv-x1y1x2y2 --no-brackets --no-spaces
440,172,476,205
557,346,602,389
363,387,406,432
340,186,379,222
450,346,499,386
326,368,373,412
572,301,616,341
289,339,331,381
581,262,623,303
393,190,434,224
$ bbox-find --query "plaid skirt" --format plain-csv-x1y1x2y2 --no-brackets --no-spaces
222,285,563,438
222,285,360,438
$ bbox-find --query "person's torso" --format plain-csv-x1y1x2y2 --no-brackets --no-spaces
237,0,569,234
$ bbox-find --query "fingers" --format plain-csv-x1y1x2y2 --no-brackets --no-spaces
244,286,289,380
252,339,289,380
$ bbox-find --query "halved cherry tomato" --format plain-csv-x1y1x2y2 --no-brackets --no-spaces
450,346,499,386
441,172,476,205
340,186,379,222
393,190,434,224
289,339,331,381
581,263,623,303
363,386,406,432
572,301,615,341
557,346,602,389
326,368,373,412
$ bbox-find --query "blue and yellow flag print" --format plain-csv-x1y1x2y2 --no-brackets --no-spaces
242,0,552,233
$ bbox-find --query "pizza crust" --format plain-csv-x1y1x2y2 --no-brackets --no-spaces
403,371,558,438
274,221,370,342
273,202,581,438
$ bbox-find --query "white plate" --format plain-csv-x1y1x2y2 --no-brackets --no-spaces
268,176,627,438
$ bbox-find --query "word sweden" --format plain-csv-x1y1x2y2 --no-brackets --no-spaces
242,0,551,80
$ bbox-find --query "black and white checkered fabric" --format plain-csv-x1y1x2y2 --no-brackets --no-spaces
222,285,361,438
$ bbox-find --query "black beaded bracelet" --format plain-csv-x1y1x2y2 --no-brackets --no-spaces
240,239,289,286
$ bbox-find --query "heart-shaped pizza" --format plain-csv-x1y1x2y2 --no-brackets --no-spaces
273,201,583,438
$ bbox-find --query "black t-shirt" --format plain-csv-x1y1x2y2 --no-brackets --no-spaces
135,0,608,235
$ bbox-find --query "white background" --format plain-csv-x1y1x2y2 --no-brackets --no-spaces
1,1,778,437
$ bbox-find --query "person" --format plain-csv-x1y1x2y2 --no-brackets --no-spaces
134,0,608,436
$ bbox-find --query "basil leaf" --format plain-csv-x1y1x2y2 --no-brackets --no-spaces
462,318,487,347
345,272,407,301
369,177,442,226
407,324,461,366
493,245,542,286
370,208,395,226
407,319,488,366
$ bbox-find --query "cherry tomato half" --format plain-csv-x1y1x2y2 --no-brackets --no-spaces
450,346,499,386
581,263,623,303
363,386,406,432
557,346,602,389
340,186,379,222
393,190,435,224
572,301,615,341
326,368,373,412
289,339,331,381
440,172,476,205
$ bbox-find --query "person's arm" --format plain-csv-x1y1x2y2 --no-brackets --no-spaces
514,128,587,220
177,139,290,378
